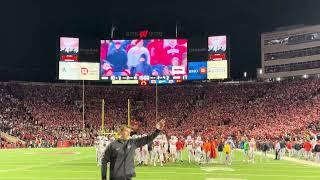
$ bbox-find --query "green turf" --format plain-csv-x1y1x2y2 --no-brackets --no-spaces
0,147,319,180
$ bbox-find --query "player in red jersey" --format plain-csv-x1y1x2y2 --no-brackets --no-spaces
303,139,313,160
176,137,184,162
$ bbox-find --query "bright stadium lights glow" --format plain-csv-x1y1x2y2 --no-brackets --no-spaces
259,69,263,74
303,74,308,79
243,72,247,78
276,77,281,81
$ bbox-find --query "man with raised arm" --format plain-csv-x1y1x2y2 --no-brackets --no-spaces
101,120,165,180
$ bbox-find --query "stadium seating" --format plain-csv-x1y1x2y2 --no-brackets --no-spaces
0,78,320,148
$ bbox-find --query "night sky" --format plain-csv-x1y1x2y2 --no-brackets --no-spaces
1,0,320,81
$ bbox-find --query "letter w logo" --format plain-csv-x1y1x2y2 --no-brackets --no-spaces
139,30,149,39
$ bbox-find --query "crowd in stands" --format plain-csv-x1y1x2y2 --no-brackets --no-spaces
0,78,320,152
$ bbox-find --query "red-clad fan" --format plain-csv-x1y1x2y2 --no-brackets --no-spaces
286,141,293,157
163,39,187,66
210,139,217,159
146,39,165,66
100,40,110,62
176,138,184,162
303,140,313,160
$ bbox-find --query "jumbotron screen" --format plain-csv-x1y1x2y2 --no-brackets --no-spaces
60,37,79,61
208,36,227,60
207,35,228,79
100,39,188,80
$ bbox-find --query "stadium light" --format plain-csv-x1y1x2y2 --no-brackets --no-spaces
276,77,281,81
259,69,263,75
303,74,308,79
243,72,247,78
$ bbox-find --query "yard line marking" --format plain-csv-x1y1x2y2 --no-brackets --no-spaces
201,167,235,172
252,150,320,167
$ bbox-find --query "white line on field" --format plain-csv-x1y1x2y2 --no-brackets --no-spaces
252,150,320,167
205,173,320,178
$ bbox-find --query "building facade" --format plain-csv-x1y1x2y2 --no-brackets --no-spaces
260,25,320,79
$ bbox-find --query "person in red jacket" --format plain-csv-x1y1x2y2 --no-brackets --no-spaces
176,138,184,162
147,39,165,66
210,139,217,159
303,139,313,160
100,40,110,62
286,141,293,157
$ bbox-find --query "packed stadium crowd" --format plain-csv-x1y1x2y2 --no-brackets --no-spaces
0,78,320,162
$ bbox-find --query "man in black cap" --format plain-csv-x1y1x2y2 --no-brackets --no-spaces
101,119,165,180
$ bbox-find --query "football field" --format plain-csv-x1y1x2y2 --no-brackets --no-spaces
0,147,319,180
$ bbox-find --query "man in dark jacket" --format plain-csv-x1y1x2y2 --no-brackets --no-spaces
293,140,301,158
101,120,165,180
314,140,320,163
107,41,128,75
279,139,286,159
261,140,269,159
134,54,152,76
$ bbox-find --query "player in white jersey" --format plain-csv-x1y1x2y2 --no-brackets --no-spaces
95,136,102,165
96,136,109,166
152,135,164,166
186,135,194,163
194,136,203,163
132,135,143,165
141,134,149,165
169,136,178,162
162,135,169,163
249,138,256,163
